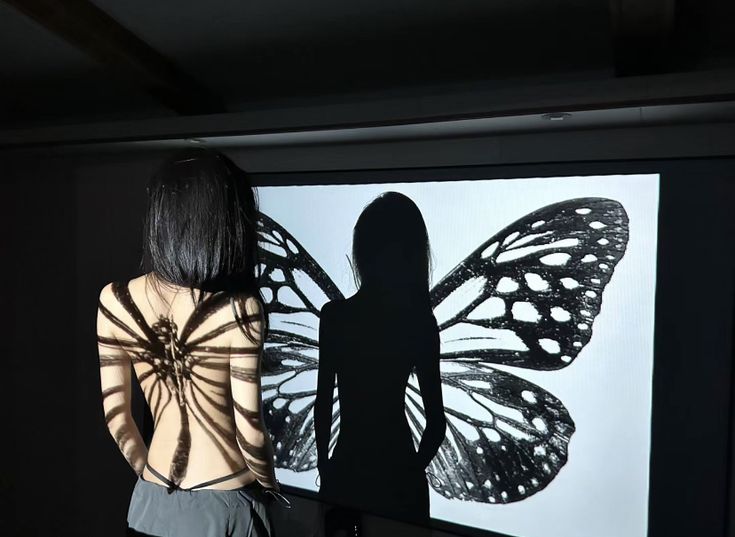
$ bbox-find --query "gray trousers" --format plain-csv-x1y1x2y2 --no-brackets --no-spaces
127,475,273,537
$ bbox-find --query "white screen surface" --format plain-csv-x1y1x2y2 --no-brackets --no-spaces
257,173,659,537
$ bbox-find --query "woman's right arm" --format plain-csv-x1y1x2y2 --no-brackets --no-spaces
229,295,279,491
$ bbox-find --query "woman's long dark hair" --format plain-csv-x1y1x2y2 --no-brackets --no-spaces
140,146,267,339
351,191,433,304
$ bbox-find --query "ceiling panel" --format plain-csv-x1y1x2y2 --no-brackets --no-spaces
1,0,733,129
89,0,613,102
0,1,96,80
0,1,174,127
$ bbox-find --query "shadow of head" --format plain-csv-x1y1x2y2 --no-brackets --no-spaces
351,191,433,294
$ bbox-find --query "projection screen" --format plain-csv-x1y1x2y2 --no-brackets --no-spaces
255,173,659,537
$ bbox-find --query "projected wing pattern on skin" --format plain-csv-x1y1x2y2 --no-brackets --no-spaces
257,197,629,504
98,285,263,490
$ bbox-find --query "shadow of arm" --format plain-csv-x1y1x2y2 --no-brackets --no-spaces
315,302,337,468
415,319,447,469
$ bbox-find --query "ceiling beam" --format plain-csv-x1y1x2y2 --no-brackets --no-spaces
3,0,225,115
610,0,677,76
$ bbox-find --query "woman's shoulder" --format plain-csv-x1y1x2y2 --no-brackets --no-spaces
228,290,266,318
97,277,133,306
320,298,346,317
100,273,154,301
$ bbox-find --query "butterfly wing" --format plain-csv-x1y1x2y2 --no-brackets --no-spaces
432,197,629,370
406,197,628,503
257,212,344,471
407,361,575,503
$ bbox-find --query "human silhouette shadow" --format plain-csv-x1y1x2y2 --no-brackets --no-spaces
314,192,447,527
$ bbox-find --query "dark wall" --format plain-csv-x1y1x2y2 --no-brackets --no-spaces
7,157,77,536
5,155,158,537
4,148,735,537
72,155,158,537
648,160,735,537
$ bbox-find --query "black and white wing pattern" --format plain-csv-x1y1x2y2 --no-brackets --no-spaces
257,213,343,471
257,197,629,504
404,197,629,503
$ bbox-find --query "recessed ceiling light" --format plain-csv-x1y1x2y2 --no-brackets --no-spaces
541,112,572,121
185,138,206,144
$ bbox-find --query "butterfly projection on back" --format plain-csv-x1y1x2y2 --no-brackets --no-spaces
255,196,629,504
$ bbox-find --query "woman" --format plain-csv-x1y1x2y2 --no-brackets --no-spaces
96,147,286,537
314,192,447,526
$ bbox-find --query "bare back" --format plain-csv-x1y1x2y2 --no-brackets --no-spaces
97,273,276,490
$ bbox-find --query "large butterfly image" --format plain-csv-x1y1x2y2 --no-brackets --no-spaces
256,196,628,504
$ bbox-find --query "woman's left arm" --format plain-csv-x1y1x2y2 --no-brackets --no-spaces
97,283,148,475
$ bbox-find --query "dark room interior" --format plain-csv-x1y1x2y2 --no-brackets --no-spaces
3,2,735,537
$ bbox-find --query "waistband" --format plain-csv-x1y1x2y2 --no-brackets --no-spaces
144,463,253,494
139,466,291,509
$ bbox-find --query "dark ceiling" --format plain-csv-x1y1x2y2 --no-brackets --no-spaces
1,0,734,130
